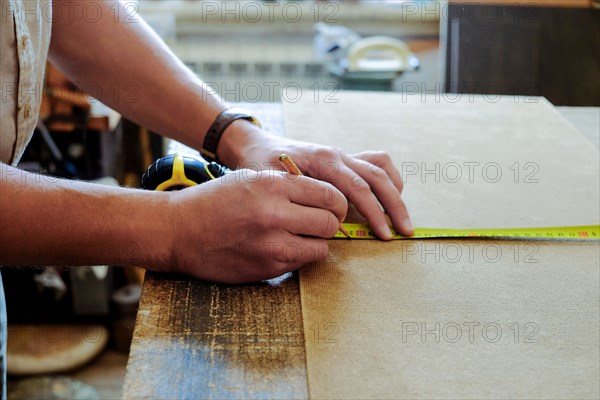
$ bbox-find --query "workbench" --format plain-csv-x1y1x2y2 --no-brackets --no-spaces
122,103,599,399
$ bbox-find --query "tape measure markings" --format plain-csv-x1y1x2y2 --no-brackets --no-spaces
334,223,600,240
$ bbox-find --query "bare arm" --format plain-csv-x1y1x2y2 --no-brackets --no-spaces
48,0,413,239
48,0,228,152
2,1,347,281
0,163,346,283
0,164,172,268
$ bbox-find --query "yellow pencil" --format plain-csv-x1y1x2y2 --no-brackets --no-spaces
279,154,350,238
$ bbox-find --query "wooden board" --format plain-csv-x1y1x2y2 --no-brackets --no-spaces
283,92,600,399
123,272,307,399
284,93,600,229
123,103,599,399
300,240,600,399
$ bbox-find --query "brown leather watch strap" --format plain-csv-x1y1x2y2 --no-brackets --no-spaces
200,108,261,163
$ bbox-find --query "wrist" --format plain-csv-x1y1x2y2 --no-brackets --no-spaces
200,108,262,168
216,118,266,168
128,190,177,271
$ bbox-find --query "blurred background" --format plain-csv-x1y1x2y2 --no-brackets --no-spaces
140,0,440,100
6,0,599,398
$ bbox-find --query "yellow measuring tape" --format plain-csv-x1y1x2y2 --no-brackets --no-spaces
335,223,600,240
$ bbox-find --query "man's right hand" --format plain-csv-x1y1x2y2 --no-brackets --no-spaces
161,169,348,283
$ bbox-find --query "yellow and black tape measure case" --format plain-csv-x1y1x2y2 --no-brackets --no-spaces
141,153,228,191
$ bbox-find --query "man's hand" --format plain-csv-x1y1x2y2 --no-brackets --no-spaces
163,170,347,283
0,165,346,284
219,124,414,241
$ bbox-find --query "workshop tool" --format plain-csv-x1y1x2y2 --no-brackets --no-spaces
141,153,229,191
317,23,420,92
337,223,600,240
143,154,599,241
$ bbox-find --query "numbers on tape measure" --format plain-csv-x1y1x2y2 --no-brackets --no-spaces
334,224,600,240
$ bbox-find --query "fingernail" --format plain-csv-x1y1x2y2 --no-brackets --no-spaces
404,217,414,233
382,224,393,240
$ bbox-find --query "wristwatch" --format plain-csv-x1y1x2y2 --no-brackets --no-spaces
200,107,261,163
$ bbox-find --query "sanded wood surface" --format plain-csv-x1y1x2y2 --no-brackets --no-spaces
123,273,307,399
285,93,600,399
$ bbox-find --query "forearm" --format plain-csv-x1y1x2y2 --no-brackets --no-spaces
0,164,173,268
45,0,413,239
48,0,233,153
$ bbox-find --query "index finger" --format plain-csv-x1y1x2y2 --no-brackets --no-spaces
283,175,348,224
320,163,396,240
341,154,413,237
352,151,404,194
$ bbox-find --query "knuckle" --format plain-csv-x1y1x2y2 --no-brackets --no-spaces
370,165,388,180
331,146,344,155
261,207,285,230
314,241,329,260
371,150,391,163
319,183,340,207
396,177,405,191
273,245,301,270
321,214,339,237
398,197,408,211
351,176,371,193
313,147,337,161
262,173,287,194
377,150,392,161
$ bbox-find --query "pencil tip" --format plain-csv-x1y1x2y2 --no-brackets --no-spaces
339,224,351,239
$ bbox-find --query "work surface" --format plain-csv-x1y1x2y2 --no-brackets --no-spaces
123,100,599,399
